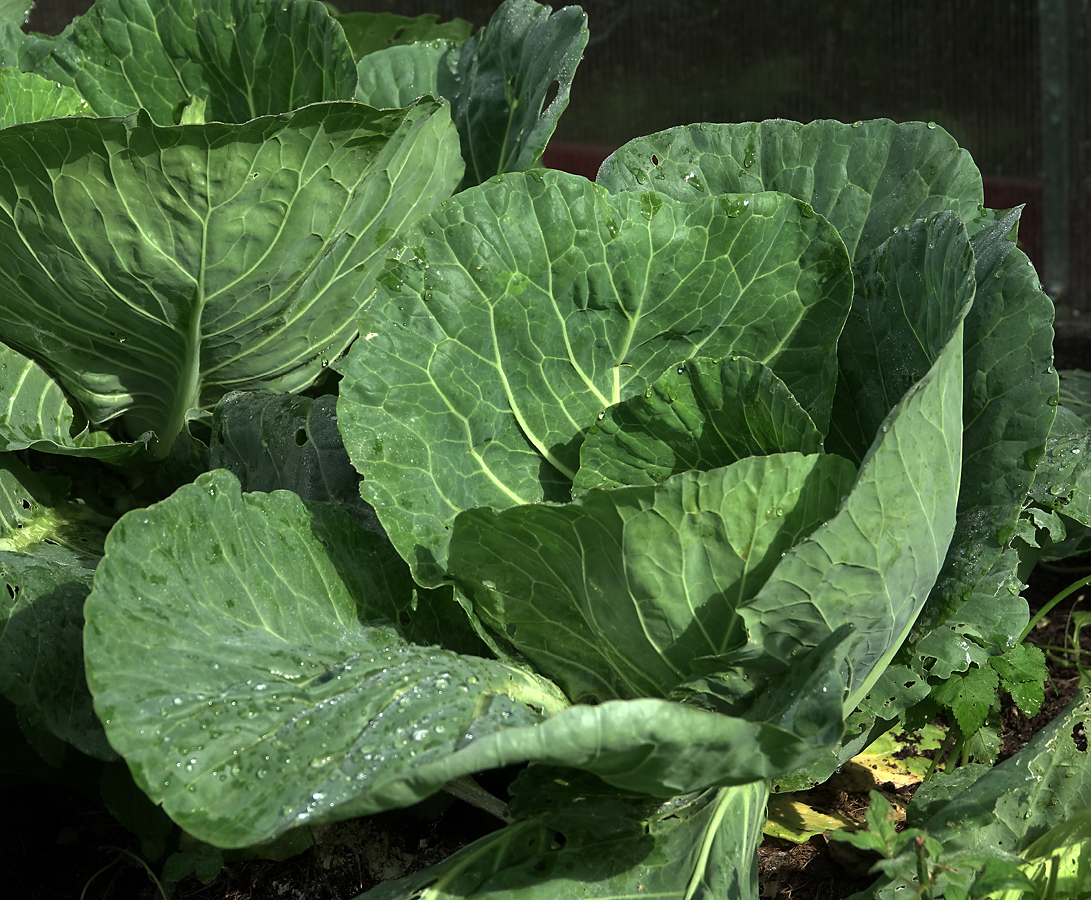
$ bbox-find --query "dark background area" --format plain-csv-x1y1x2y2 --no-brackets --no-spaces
23,0,1091,318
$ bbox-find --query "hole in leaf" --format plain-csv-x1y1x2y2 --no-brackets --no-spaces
391,25,406,42
20,499,31,510
1074,721,1088,751
6,584,16,599
398,610,412,628
651,154,660,165
543,80,560,110
294,428,308,447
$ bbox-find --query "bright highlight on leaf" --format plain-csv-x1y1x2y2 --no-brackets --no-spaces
0,99,463,457
338,172,852,585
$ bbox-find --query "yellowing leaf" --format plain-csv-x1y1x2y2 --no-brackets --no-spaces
764,794,859,844
828,724,946,792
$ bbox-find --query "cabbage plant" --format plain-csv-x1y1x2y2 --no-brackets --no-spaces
2,1,1086,898
77,116,1068,897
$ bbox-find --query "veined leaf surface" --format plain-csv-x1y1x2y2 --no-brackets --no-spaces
575,355,823,493
739,217,973,714
23,0,357,124
0,99,462,456
84,469,838,847
449,453,856,703
0,65,88,127
596,118,983,263
337,172,852,584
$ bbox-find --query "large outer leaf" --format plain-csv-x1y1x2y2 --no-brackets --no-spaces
0,99,462,456
358,777,768,900
337,171,853,585
575,355,823,493
26,0,356,124
84,470,556,845
0,544,113,759
0,65,88,127
85,470,836,847
738,221,973,714
449,453,856,703
438,0,588,188
596,119,983,264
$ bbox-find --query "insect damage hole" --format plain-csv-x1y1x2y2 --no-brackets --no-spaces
1073,721,1088,751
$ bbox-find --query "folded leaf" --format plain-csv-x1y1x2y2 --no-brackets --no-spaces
359,775,768,900
84,470,565,846
337,172,852,584
827,211,976,462
597,118,983,264
575,355,823,492
84,469,837,847
737,218,973,714
449,453,856,702
921,206,1056,629
439,0,588,187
